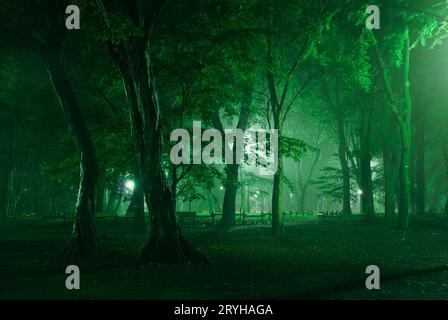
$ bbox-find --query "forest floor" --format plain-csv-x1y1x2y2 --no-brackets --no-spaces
1,215,448,299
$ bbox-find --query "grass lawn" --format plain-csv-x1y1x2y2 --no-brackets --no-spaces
1,216,448,299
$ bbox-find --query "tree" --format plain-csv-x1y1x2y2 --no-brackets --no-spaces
262,0,325,235
0,0,99,255
370,0,448,228
96,0,206,264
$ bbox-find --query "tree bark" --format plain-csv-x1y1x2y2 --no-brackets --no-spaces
271,108,284,235
46,55,99,256
98,0,205,264
0,2,99,256
95,176,105,213
396,25,412,230
218,86,251,229
129,176,146,233
0,109,14,219
296,123,322,213
443,144,448,216
359,96,375,222
414,102,426,216
336,116,352,216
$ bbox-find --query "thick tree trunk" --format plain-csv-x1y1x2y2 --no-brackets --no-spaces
129,176,146,233
106,189,119,215
0,3,99,255
95,176,105,213
45,55,99,256
221,164,239,227
103,20,205,263
214,85,251,229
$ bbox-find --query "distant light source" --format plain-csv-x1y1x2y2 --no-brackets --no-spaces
125,180,135,192
357,189,363,195
220,186,224,190
254,194,258,198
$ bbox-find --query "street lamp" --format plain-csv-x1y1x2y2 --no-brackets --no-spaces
125,180,135,192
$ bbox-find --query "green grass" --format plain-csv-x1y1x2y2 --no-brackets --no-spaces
1,216,448,299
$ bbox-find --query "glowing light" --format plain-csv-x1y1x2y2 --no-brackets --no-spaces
357,189,363,195
220,186,224,190
125,180,135,192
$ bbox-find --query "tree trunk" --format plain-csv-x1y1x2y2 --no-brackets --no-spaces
220,164,239,227
102,15,205,263
396,26,412,230
0,115,13,219
0,169,11,219
443,144,448,216
10,168,21,217
299,185,307,213
271,114,284,235
359,97,375,222
336,116,352,216
214,84,251,229
414,102,426,216
106,189,119,215
296,126,322,213
383,144,398,220
45,54,99,256
129,176,146,233
0,3,99,255
95,176,105,213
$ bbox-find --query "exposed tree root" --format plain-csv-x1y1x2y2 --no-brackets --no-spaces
140,227,207,265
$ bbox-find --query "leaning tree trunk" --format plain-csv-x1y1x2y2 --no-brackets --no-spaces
45,54,99,256
0,2,99,255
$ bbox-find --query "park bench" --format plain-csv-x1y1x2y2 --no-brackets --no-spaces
177,211,197,225
287,211,314,217
317,211,344,222
240,212,272,224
